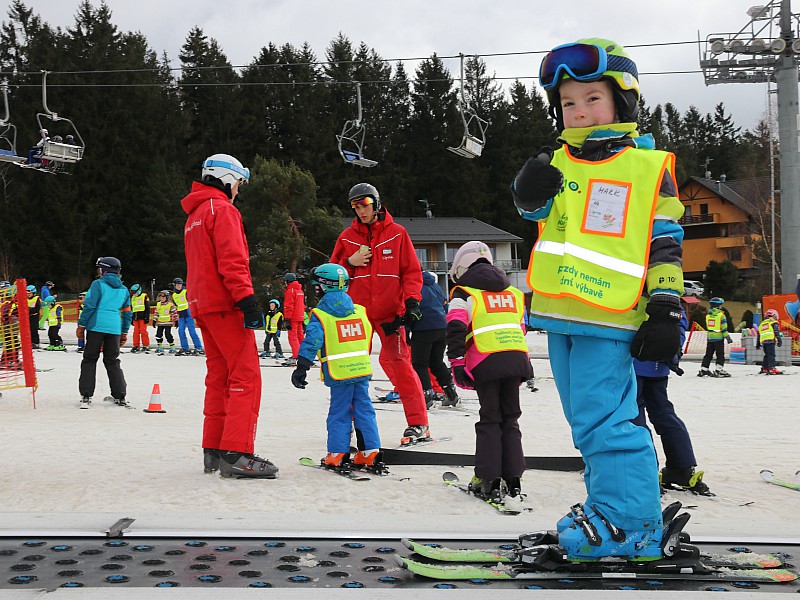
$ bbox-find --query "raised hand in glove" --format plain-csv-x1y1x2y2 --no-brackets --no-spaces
630,295,682,362
510,146,564,212
380,314,404,337
404,298,422,323
235,295,265,330
75,325,85,340
290,356,313,389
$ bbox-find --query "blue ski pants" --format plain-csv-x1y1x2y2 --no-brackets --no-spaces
327,380,380,454
178,313,204,351
634,375,697,469
548,333,661,531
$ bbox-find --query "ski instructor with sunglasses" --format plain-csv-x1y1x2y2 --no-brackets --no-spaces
511,39,685,561
330,183,430,446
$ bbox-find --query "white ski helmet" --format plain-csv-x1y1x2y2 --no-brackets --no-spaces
449,241,493,283
201,153,250,188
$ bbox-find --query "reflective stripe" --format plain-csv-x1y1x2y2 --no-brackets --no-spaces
472,323,522,336
535,240,645,279
320,349,370,363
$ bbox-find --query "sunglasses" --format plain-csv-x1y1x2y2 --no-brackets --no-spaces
350,196,375,209
539,42,637,90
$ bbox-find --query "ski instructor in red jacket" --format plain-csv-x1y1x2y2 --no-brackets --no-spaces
181,153,279,480
330,183,429,445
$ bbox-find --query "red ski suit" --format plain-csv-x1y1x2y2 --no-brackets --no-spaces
181,181,261,454
282,280,306,358
330,209,427,426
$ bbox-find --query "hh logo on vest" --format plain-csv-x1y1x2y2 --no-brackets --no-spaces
337,319,367,343
482,291,517,313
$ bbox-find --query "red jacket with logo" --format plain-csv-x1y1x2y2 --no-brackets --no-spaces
330,209,422,322
180,181,254,316
283,280,306,322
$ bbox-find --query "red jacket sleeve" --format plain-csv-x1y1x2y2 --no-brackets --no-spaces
210,204,254,303
398,228,422,304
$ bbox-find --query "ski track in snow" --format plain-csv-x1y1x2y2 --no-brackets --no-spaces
1,326,797,540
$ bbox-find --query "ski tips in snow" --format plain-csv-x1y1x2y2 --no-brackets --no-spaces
760,469,800,491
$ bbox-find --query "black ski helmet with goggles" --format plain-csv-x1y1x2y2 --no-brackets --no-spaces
348,183,381,212
539,38,640,132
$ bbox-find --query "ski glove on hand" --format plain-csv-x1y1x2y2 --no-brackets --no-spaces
285,322,292,331
290,356,313,389
404,298,422,323
380,314,404,337
630,295,682,362
452,366,475,390
236,295,265,330
75,325,85,340
119,333,127,346
725,335,733,344
511,146,564,212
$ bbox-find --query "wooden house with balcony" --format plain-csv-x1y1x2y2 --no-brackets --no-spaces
341,216,526,292
678,176,768,279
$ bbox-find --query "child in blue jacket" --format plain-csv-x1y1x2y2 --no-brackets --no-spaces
290,263,382,472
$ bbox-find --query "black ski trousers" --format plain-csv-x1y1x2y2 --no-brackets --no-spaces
701,339,725,368
263,332,283,354
761,341,777,370
474,376,525,481
410,328,453,390
79,329,127,400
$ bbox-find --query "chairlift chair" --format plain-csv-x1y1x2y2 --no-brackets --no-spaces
20,71,85,174
336,82,377,168
447,54,489,159
0,82,25,164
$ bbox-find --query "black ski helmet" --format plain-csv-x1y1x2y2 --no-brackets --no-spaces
96,256,122,274
348,182,381,212
173,277,184,285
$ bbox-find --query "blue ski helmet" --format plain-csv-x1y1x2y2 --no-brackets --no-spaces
312,263,349,294
26,285,36,293
709,297,724,306
130,284,142,294
268,298,281,308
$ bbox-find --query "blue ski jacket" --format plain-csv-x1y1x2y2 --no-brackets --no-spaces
78,273,132,335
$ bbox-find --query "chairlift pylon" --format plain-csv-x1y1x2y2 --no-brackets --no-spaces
336,82,377,168
19,71,85,174
0,81,24,163
447,53,489,159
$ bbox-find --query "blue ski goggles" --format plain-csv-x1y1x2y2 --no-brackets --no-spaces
539,42,638,90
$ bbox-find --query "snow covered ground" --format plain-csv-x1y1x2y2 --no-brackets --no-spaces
1,325,797,546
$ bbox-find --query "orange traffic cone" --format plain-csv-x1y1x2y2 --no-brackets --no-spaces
144,383,166,413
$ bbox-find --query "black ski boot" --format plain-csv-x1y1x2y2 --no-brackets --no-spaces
441,383,461,407
219,451,279,479
661,466,714,496
204,448,220,474
423,389,437,409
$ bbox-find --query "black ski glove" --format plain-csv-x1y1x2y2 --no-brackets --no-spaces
290,356,313,389
404,298,422,323
285,322,292,330
630,295,682,362
452,365,475,390
511,146,564,212
380,314,404,336
668,351,684,377
725,335,733,344
235,295,265,330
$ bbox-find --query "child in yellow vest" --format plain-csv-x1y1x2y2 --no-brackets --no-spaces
260,298,285,359
511,38,685,560
45,297,65,351
757,308,783,375
153,290,178,354
290,263,382,474
446,241,533,500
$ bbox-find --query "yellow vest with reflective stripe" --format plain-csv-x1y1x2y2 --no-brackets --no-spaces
131,292,148,312
266,311,283,333
455,285,528,354
312,304,373,381
156,302,174,325
528,146,673,317
28,295,39,308
759,318,777,343
172,289,189,311
47,303,62,326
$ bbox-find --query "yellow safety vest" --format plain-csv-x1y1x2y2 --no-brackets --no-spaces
759,318,777,343
454,285,528,354
172,289,189,311
312,304,373,381
528,146,673,322
265,311,283,334
155,302,174,325
47,303,62,326
28,295,40,308
131,292,148,313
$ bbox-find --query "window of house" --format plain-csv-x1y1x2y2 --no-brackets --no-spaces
699,204,709,215
415,247,430,268
684,205,692,218
728,249,742,262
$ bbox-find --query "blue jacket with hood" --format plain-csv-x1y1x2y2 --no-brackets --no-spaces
414,271,447,332
298,290,371,387
78,273,133,335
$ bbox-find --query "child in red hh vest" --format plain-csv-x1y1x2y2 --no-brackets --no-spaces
290,263,383,474
446,241,533,501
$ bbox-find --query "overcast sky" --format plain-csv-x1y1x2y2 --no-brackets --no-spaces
17,0,794,159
